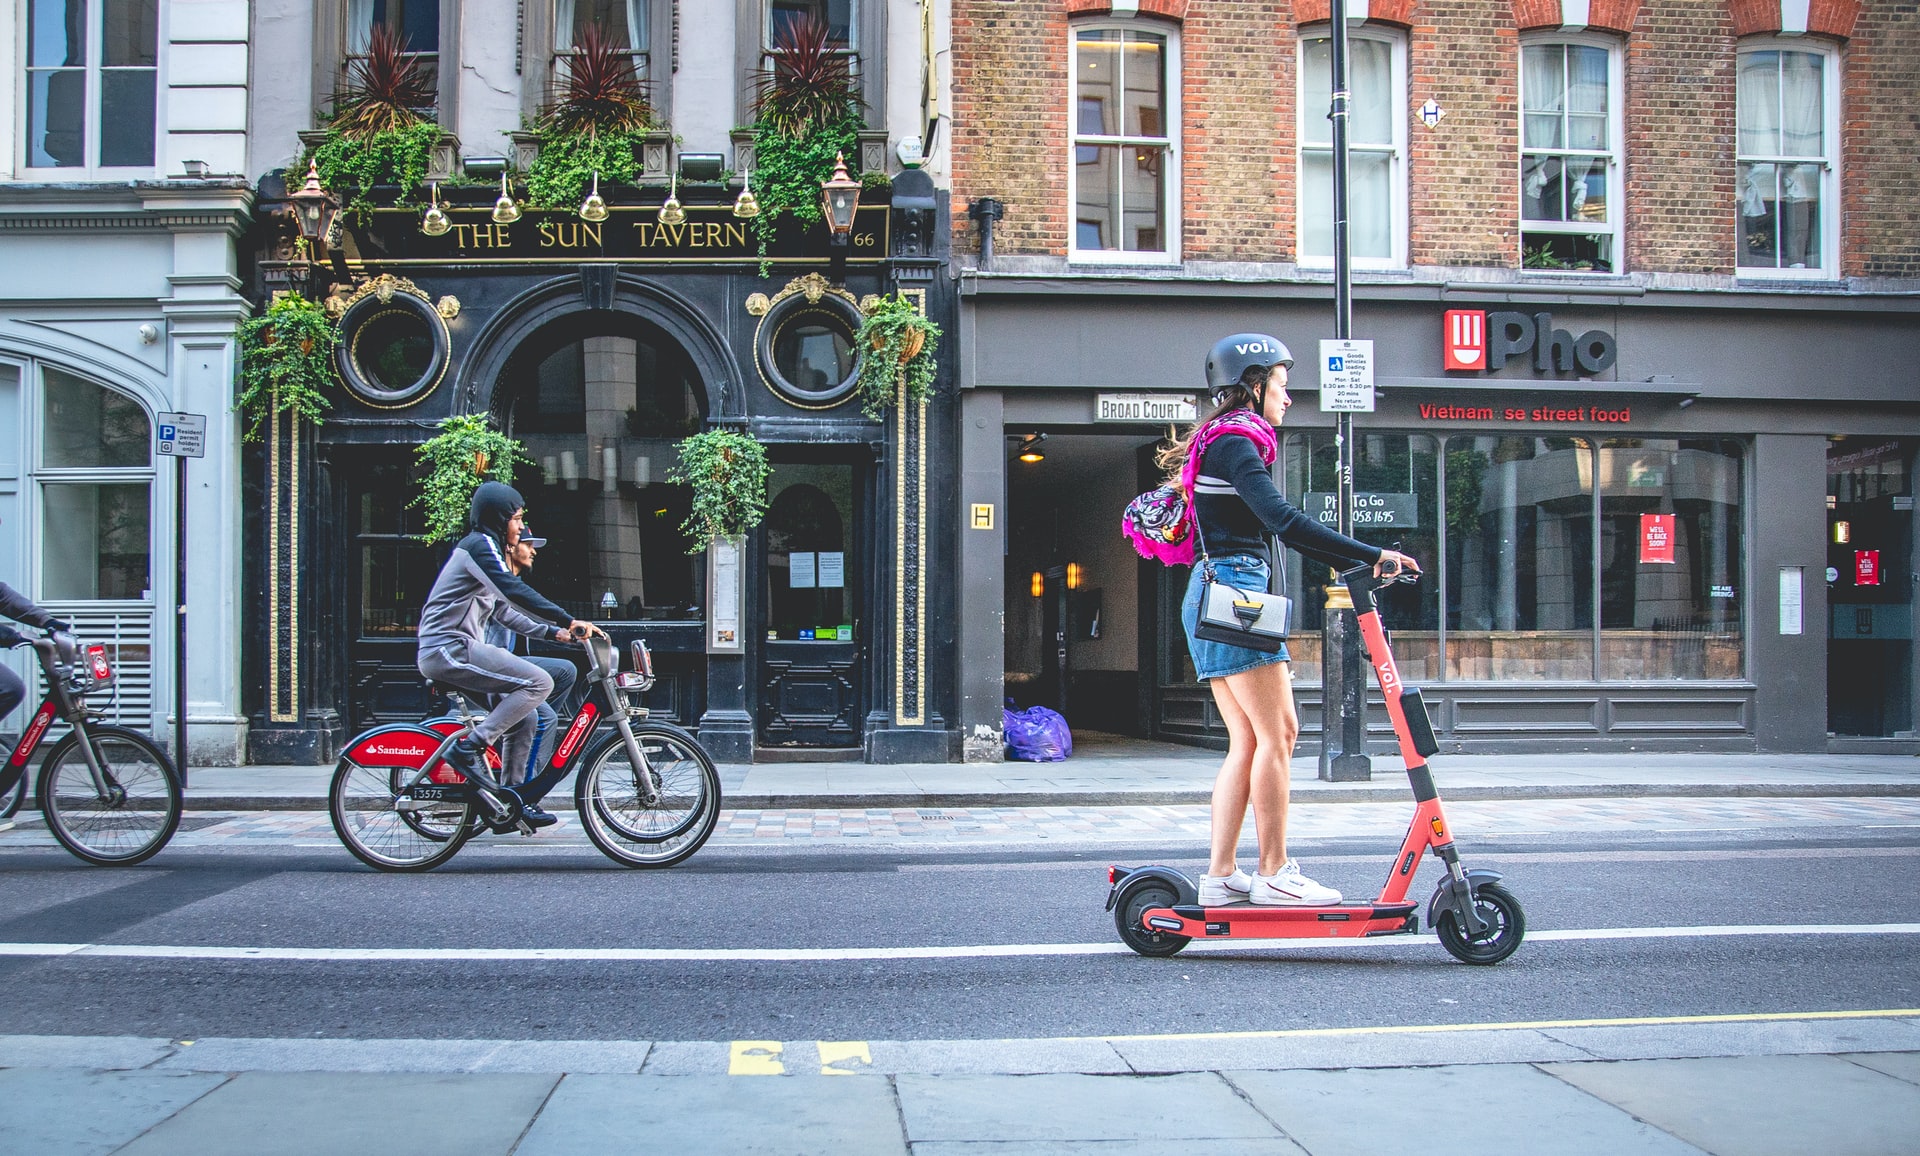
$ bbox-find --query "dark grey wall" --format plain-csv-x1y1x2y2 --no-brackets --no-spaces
1752,435,1831,751
957,389,1007,761
961,280,1920,405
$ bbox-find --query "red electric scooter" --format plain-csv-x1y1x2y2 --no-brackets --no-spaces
1107,565,1525,965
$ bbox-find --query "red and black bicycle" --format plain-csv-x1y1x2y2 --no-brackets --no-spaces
327,635,720,872
1108,565,1526,965
2,629,181,865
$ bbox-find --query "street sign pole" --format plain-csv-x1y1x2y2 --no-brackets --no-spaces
1320,0,1372,781
156,413,207,787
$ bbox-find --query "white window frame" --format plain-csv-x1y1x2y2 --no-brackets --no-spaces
1734,37,1842,281
25,362,157,605
1517,33,1625,274
1067,18,1181,266
1295,25,1408,270
16,0,163,177
554,0,652,86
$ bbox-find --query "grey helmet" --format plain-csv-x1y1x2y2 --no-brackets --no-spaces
1204,333,1294,402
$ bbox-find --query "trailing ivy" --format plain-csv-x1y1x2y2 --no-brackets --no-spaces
669,430,771,553
304,119,443,217
411,414,535,545
526,125,645,210
855,293,942,419
748,109,862,275
234,294,338,441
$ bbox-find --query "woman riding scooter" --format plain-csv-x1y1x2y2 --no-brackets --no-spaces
1160,334,1419,906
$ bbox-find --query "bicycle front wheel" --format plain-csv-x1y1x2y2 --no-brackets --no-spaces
330,734,474,872
37,726,182,866
575,725,721,868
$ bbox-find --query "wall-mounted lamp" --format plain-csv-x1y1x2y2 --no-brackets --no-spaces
420,182,450,235
820,151,862,241
1016,433,1046,463
491,172,521,225
658,168,685,226
1833,520,1851,544
732,169,760,218
1066,562,1084,591
579,172,608,222
678,153,725,181
1030,571,1045,598
287,160,337,246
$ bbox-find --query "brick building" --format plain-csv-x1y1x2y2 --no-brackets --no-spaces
947,0,1920,756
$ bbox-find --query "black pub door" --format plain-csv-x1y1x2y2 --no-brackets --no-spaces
757,456,867,750
345,453,441,730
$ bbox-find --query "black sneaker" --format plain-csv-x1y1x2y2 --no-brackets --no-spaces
441,736,486,780
508,790,559,830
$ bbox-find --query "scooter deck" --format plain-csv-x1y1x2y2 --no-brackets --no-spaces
1147,900,1419,940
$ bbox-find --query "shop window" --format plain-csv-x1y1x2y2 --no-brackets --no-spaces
1444,437,1595,680
754,290,863,409
1598,439,1744,680
763,464,857,642
1737,43,1838,277
335,289,450,409
503,333,701,622
1281,432,1441,684
1070,22,1179,263
354,462,437,638
24,0,159,170
556,0,650,82
1298,29,1406,268
41,366,150,468
1520,40,1621,273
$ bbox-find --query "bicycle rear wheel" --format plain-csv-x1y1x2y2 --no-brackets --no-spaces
330,731,474,872
37,726,182,866
575,724,721,868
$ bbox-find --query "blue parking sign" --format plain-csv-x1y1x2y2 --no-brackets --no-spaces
159,424,176,441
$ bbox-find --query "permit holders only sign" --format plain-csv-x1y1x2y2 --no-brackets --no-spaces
1096,394,1198,423
1318,340,1375,412
155,412,207,458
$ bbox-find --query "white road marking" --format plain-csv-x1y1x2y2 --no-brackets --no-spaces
1,922,1916,963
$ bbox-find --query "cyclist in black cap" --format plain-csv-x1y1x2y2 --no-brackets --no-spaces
416,481,601,829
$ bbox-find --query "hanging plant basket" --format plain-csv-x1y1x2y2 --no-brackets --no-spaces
235,295,339,441
855,292,941,419
669,430,771,553
411,414,534,545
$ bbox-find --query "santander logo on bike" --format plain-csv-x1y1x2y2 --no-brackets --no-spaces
554,702,598,765
363,741,432,757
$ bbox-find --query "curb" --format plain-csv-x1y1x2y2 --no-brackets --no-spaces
162,781,1920,812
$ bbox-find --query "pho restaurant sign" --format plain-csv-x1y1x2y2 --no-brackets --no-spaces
1445,309,1617,375
341,204,891,267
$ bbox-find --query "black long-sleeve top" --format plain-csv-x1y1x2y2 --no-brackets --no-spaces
1192,433,1382,573
0,580,67,648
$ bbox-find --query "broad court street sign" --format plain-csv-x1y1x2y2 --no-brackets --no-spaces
156,412,207,458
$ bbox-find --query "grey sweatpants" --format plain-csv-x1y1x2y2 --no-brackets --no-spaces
418,640,553,786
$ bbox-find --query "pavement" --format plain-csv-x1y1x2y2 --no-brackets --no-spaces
128,733,1920,810
4,1017,1919,1153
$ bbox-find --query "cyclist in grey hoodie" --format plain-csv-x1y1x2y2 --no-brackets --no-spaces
416,482,600,828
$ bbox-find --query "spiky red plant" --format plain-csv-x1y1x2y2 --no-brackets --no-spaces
329,24,435,138
751,12,861,138
542,22,653,140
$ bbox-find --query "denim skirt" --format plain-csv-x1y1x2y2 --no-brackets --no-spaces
1181,553,1291,680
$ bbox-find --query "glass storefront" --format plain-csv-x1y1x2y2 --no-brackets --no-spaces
1257,429,1747,685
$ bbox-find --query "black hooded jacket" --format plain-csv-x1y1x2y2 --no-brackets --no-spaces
415,482,573,653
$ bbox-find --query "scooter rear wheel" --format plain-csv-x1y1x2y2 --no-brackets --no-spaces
1436,882,1525,965
1115,879,1191,957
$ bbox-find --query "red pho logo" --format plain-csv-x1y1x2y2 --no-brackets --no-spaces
1444,310,1486,371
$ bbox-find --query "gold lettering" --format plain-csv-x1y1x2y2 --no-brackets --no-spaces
632,221,652,247
724,222,748,248
538,221,557,248
452,223,474,247
710,221,726,247
581,221,602,247
689,222,706,247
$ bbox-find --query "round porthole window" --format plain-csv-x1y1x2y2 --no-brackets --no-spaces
336,289,450,409
755,293,863,410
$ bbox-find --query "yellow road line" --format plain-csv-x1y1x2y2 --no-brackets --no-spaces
1084,1007,1920,1045
818,1041,873,1075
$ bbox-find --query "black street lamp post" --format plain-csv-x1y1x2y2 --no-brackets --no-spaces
1319,0,1372,781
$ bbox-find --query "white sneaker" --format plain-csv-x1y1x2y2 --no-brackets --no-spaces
1249,861,1342,906
1197,868,1253,905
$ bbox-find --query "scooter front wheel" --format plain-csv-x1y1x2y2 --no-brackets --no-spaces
1436,882,1525,965
1114,878,1191,958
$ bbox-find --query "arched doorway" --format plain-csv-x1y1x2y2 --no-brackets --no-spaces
757,453,868,750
